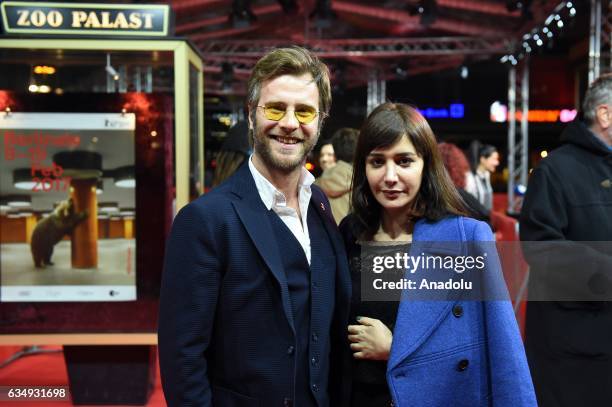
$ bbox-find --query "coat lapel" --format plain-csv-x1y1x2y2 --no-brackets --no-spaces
230,164,295,333
388,217,464,372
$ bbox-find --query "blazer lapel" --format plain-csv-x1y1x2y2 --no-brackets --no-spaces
230,164,295,333
311,188,352,309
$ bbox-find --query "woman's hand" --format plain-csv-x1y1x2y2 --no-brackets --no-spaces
347,316,393,361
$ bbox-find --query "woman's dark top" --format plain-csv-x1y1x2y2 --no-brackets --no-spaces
339,216,401,407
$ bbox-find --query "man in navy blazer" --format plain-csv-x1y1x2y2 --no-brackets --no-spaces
158,46,351,406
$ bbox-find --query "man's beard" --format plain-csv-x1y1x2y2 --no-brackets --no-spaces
251,118,319,173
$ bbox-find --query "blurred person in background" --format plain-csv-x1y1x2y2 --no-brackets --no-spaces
212,120,250,187
466,141,500,211
315,127,359,224
438,142,491,224
520,73,612,407
319,141,336,171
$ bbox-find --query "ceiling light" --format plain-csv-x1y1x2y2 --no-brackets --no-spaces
13,168,51,190
106,54,120,81
119,208,135,217
99,202,119,213
7,195,31,208
113,166,135,188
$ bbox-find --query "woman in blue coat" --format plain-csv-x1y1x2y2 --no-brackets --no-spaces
340,103,536,406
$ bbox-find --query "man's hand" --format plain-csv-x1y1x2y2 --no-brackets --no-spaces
347,316,393,361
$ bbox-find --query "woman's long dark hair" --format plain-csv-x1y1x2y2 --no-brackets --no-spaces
350,103,468,239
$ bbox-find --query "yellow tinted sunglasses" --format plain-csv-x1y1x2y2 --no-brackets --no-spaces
257,105,325,125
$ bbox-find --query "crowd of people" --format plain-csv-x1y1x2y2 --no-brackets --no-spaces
159,46,612,406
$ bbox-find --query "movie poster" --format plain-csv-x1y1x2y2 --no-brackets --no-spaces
0,113,136,301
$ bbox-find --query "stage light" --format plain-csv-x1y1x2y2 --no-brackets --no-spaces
310,0,337,28
277,0,297,14
230,0,256,28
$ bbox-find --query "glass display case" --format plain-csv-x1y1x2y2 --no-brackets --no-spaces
0,38,203,342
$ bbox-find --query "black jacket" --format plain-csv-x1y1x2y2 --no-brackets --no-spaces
519,120,612,407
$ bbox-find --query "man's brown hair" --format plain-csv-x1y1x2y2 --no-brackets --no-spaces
247,46,332,116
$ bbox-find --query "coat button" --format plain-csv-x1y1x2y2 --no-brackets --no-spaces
452,305,463,318
457,359,469,371
287,346,294,355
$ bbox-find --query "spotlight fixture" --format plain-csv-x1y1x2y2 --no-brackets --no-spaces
506,0,533,19
229,0,256,28
309,0,337,28
106,54,120,81
277,0,298,14
96,179,104,195
460,65,469,79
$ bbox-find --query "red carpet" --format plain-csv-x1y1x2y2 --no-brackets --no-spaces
0,346,166,406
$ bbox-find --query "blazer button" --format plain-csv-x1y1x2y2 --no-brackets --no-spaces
452,305,463,318
457,359,469,371
287,346,295,355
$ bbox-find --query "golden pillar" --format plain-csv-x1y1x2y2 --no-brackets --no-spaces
70,179,98,268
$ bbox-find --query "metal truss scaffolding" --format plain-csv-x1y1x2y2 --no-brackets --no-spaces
589,0,612,83
507,56,530,216
199,37,509,58
367,69,386,115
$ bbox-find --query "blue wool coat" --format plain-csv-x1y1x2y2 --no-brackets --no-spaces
386,216,537,407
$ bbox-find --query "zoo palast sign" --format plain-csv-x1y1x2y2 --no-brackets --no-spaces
0,1,171,37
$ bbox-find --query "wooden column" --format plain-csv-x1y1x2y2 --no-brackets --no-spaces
70,179,98,268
